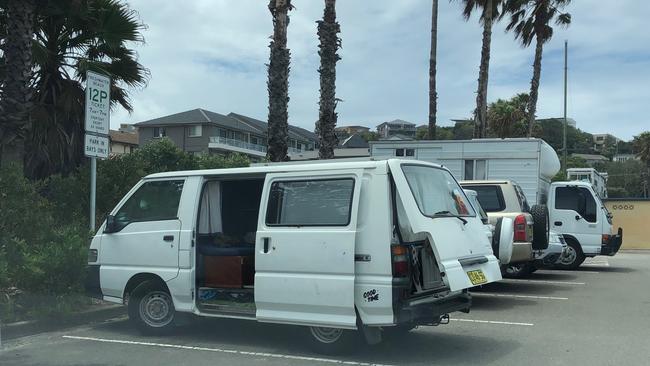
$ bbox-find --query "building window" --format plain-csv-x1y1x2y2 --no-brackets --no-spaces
464,159,487,180
405,149,415,157
153,127,166,138
396,148,405,157
188,125,202,137
251,136,259,145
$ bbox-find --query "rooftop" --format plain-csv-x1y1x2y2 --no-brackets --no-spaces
109,130,138,146
134,108,317,142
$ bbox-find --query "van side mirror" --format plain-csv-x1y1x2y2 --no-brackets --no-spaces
104,215,117,233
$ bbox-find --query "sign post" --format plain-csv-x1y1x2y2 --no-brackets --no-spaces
84,71,111,232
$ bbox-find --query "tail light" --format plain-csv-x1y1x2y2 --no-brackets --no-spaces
601,234,611,245
391,245,409,278
513,214,527,242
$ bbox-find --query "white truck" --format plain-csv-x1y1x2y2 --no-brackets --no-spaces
548,181,622,269
371,138,623,270
85,159,502,353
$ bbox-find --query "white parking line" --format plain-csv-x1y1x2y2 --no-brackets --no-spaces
501,279,586,285
450,318,534,326
471,293,569,300
537,269,600,274
62,335,393,366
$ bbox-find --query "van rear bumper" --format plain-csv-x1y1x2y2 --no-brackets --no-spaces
84,264,103,299
394,291,471,326
601,228,623,256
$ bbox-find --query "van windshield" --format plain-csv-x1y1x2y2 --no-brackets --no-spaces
402,165,476,218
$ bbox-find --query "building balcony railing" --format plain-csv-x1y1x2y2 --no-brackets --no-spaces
209,136,307,156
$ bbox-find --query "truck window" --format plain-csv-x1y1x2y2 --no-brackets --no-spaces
462,185,505,212
265,178,354,226
402,165,476,217
555,187,597,223
114,180,184,230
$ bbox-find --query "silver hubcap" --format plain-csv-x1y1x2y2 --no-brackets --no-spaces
560,246,577,265
310,327,343,344
139,291,174,328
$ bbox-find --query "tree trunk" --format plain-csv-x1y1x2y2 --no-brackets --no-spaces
527,37,544,137
427,0,438,140
474,0,492,139
267,0,292,162
317,0,341,159
0,0,35,170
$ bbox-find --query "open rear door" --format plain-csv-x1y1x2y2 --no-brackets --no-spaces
255,169,362,329
388,160,502,292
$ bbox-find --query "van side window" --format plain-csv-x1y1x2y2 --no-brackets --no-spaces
114,180,184,230
555,187,597,222
265,179,354,226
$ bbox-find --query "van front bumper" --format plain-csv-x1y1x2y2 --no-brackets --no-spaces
84,264,103,299
601,228,623,256
395,291,471,326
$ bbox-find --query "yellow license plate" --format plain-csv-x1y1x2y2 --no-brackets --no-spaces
467,269,487,285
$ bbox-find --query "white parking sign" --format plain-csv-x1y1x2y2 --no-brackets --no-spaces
84,134,109,159
85,71,111,135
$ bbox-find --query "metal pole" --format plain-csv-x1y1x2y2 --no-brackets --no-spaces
563,40,568,176
90,157,97,232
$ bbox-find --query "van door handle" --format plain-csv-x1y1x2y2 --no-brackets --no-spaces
554,221,562,226
163,235,174,242
263,237,270,253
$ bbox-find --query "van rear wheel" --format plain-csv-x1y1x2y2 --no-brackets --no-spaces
128,281,175,335
307,326,358,354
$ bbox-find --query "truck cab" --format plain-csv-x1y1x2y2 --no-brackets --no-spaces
548,181,623,269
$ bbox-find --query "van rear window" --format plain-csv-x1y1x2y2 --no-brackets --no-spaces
265,178,354,226
463,185,506,212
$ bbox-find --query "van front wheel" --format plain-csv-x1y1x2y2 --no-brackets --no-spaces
307,326,358,354
128,281,175,335
555,240,585,270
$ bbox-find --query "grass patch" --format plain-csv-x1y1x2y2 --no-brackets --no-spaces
0,291,95,324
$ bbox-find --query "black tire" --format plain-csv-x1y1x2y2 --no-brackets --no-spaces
555,238,586,270
530,204,549,250
306,326,360,354
503,262,533,278
492,218,503,257
128,280,176,336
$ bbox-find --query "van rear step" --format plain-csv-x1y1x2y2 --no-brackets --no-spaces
198,287,256,316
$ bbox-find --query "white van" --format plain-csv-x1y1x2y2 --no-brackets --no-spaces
85,159,501,352
548,181,623,269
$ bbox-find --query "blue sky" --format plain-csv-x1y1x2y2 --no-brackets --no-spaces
112,0,650,141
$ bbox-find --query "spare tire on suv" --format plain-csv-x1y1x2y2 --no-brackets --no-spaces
530,204,549,250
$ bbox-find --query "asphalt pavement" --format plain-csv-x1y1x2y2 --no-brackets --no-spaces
1,252,649,366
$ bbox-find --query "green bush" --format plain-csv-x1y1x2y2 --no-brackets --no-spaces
1,139,250,321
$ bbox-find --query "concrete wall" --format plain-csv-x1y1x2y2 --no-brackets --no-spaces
604,199,650,249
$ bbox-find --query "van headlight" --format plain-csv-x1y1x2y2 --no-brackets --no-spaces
88,249,98,263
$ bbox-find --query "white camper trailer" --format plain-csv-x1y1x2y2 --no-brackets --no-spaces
566,168,608,198
370,138,560,205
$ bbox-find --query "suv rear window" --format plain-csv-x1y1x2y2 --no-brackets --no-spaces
462,185,505,212
265,178,354,226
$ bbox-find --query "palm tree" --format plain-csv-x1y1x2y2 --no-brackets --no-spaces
504,0,571,136
457,0,504,138
633,131,650,197
0,0,36,169
316,0,341,159
24,0,149,179
267,0,293,162
427,0,439,140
